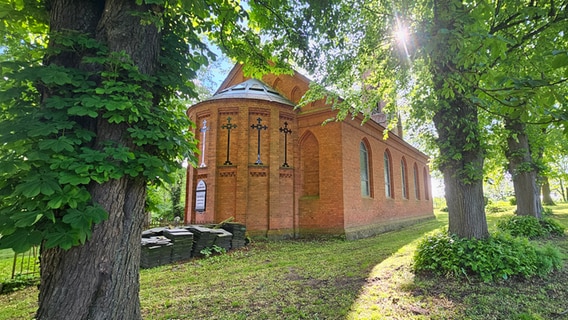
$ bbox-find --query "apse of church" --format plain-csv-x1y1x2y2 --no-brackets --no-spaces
185,64,434,240
185,77,298,238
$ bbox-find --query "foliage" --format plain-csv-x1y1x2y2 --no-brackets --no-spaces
265,0,568,238
413,231,563,282
497,216,566,239
486,203,508,214
146,167,186,222
485,200,512,214
0,34,198,252
0,0,305,254
199,245,226,258
543,206,554,216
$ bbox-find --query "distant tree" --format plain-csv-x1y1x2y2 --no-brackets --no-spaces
146,167,186,224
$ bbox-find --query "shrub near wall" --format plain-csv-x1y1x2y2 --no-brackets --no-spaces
413,232,563,282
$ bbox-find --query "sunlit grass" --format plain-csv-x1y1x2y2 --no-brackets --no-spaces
0,204,566,319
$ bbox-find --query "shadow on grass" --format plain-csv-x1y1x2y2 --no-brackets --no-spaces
0,215,447,320
345,205,568,320
140,215,446,319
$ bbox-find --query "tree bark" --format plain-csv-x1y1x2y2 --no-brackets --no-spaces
430,0,489,239
504,118,542,218
560,178,567,202
541,177,555,206
37,1,159,319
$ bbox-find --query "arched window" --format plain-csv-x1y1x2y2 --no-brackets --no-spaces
301,132,319,196
384,150,393,198
360,141,370,197
401,158,408,199
423,167,430,200
413,163,420,200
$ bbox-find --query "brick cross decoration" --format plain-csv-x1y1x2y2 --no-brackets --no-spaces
250,117,268,165
279,122,292,167
221,117,237,165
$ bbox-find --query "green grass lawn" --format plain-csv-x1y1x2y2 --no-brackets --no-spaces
1,203,567,319
0,249,15,279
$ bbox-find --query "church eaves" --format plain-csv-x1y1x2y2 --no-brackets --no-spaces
206,78,295,107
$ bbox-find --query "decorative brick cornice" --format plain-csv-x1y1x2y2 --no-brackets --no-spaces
279,172,293,178
249,166,268,177
280,113,295,122
249,107,270,117
196,111,211,119
219,171,236,178
219,107,239,115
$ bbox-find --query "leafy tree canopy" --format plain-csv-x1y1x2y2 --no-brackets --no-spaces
0,0,304,253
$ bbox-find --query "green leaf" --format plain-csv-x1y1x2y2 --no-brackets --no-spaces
39,67,73,85
12,211,43,227
86,206,109,224
68,105,98,117
62,206,108,230
47,195,64,209
44,227,77,250
107,113,125,123
59,173,90,186
551,53,568,69
0,229,43,253
28,123,59,137
62,208,91,230
38,138,75,153
40,178,62,196
15,180,42,198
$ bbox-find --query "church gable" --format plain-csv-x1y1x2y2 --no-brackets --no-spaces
216,64,312,108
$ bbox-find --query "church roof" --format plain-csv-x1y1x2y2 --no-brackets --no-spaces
206,78,295,107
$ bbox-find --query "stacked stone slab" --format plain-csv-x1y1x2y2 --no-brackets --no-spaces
140,237,173,269
163,228,194,262
212,228,233,252
142,227,167,238
221,223,247,249
186,225,218,257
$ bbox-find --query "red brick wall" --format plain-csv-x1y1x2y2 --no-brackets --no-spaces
297,110,346,235
185,69,433,239
185,98,299,237
339,116,434,238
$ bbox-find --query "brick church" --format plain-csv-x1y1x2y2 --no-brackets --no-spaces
184,64,433,240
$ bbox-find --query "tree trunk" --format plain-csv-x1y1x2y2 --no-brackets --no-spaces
504,118,542,218
560,178,567,202
430,0,489,239
542,177,555,206
37,1,159,319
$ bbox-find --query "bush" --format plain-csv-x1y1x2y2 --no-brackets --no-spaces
486,203,507,213
509,197,517,205
497,216,566,239
542,207,553,216
539,218,565,237
413,232,563,282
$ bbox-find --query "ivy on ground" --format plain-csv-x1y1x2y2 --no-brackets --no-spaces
413,231,563,282
497,215,566,239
